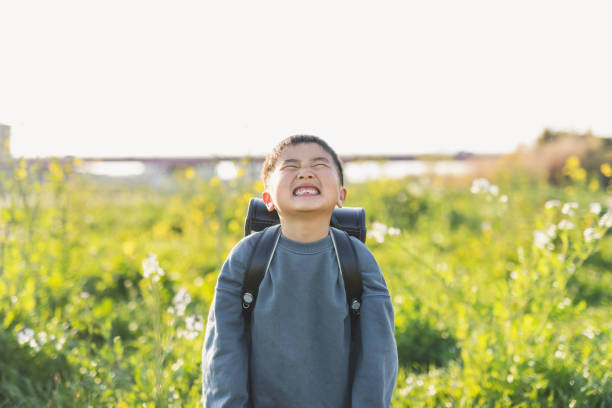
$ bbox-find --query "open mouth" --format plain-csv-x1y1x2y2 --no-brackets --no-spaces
293,186,320,196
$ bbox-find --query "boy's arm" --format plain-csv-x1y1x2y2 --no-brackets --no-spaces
201,241,252,408
350,241,399,408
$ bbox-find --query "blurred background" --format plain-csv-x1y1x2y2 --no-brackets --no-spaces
1,1,611,407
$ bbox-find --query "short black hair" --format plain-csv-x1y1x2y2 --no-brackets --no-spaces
262,135,344,188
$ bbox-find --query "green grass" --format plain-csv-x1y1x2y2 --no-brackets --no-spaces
0,158,610,407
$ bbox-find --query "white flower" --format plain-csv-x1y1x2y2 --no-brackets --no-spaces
368,221,400,243
584,228,601,243
16,328,41,351
172,288,191,317
37,332,47,346
29,338,40,351
589,202,602,215
185,315,204,332
533,231,551,249
558,297,571,309
388,227,401,236
371,221,388,235
179,315,204,340
55,337,66,351
599,210,612,228
171,359,184,372
142,253,165,280
558,220,575,230
561,202,578,216
545,200,561,209
546,224,557,238
582,327,596,339
17,328,34,345
499,195,508,203
470,178,491,194
178,329,199,340
470,178,500,196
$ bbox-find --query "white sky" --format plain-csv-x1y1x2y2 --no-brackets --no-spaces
1,0,611,158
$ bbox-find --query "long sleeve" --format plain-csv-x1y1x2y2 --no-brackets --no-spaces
201,238,253,408
350,238,399,408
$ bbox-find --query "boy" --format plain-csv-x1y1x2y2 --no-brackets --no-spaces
201,135,398,407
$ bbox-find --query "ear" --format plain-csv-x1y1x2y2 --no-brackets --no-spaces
336,187,347,208
262,191,275,212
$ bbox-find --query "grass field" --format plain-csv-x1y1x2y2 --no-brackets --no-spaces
0,157,610,407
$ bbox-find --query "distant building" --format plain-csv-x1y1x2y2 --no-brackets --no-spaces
0,123,10,159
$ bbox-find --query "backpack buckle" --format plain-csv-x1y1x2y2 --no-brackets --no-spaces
350,298,361,315
242,292,254,309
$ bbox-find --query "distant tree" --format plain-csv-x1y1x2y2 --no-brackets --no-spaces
517,128,611,186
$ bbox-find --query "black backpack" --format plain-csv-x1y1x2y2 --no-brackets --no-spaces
242,198,367,333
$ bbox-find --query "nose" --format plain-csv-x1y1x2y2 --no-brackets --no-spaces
298,170,313,180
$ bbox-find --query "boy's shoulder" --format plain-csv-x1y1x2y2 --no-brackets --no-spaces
226,229,266,267
345,233,391,296
344,233,378,269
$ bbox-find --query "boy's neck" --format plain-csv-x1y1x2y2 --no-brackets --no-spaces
279,214,331,243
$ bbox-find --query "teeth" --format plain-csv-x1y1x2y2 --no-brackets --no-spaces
294,187,319,196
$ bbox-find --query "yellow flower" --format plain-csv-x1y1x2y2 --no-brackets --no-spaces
228,220,241,232
601,163,612,178
204,203,216,214
571,167,586,181
565,156,580,170
122,241,136,256
210,220,220,232
152,222,169,238
16,168,27,179
185,167,195,179
190,208,204,225
210,176,220,187
73,157,83,166
49,161,64,181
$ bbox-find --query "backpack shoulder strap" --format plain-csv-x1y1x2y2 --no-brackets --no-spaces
330,227,363,321
330,225,363,391
241,224,281,322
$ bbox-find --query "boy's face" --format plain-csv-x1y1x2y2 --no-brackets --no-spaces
262,143,347,218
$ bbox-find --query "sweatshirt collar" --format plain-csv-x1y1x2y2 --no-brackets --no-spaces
278,228,332,254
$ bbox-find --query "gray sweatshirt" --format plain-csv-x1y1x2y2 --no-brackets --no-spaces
201,227,398,407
